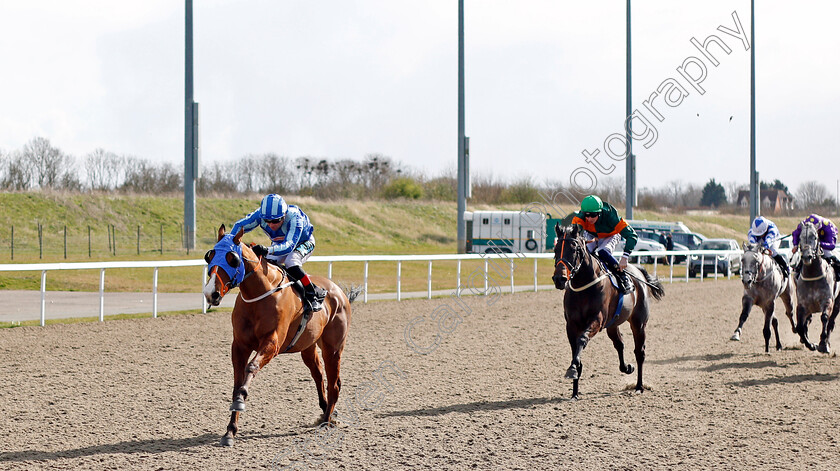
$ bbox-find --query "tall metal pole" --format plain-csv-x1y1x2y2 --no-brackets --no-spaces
749,0,758,222
625,0,634,219
184,0,196,250
457,0,466,253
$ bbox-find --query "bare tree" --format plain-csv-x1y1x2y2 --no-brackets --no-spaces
259,153,291,194
0,151,34,190
22,137,70,189
198,161,239,195
723,180,747,206
85,148,125,191
796,181,832,209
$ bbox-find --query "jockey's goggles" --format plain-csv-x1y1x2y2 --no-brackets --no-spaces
264,217,283,224
583,212,600,218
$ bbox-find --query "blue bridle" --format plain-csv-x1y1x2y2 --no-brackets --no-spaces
207,234,245,290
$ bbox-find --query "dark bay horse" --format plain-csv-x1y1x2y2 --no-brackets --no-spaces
551,223,664,399
731,242,795,352
203,225,355,447
794,222,840,353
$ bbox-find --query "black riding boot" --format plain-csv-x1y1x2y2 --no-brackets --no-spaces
303,283,326,313
596,249,634,294
772,254,790,279
287,266,326,313
827,255,840,281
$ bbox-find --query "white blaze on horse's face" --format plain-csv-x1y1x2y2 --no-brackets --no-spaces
204,272,220,305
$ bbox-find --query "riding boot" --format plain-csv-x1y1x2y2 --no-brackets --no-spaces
772,254,790,280
596,249,634,294
828,255,840,281
303,282,326,313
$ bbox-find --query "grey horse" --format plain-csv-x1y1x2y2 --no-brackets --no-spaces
731,242,795,352
794,222,840,353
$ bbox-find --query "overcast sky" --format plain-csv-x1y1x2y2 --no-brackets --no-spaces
1,0,838,198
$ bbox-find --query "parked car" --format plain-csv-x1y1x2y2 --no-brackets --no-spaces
634,229,690,263
688,238,742,277
615,238,666,264
777,237,793,263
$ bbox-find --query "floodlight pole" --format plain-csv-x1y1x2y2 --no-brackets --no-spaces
457,0,467,253
625,0,635,219
184,0,196,250
749,0,759,222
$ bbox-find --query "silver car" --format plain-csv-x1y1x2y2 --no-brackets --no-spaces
688,238,742,277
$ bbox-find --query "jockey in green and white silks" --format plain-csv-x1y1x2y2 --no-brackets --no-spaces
748,216,790,277
231,194,325,312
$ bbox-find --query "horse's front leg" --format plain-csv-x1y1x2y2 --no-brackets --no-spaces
780,283,796,334
565,320,596,400
731,295,754,342
606,326,633,375
221,342,251,447
818,301,836,354
230,335,281,414
797,304,816,351
763,302,781,352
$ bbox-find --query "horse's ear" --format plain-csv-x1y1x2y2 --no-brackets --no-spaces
233,227,245,245
217,224,226,242
555,222,562,238
571,223,582,237
742,241,748,251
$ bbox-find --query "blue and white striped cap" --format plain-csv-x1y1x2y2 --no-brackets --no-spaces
260,194,288,220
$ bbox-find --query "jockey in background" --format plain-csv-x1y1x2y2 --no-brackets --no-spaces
748,216,790,279
571,195,638,294
791,213,840,279
231,194,326,313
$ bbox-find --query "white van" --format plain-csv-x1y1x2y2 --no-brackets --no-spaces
464,210,546,254
627,220,692,234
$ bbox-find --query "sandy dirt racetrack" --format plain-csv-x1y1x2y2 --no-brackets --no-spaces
1,279,839,470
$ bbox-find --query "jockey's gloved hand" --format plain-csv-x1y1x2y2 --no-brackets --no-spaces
252,244,269,257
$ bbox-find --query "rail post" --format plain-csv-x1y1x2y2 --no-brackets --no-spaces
40,270,47,326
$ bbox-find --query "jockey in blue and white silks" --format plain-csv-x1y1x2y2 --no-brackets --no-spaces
231,194,325,312
748,216,789,277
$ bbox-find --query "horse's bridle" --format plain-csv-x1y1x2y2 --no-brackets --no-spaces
554,236,585,281
741,248,772,284
206,247,259,298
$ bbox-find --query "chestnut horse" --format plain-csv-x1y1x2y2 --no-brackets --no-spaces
203,225,355,447
551,223,664,399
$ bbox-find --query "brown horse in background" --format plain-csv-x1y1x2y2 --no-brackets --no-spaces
203,225,355,447
551,223,664,399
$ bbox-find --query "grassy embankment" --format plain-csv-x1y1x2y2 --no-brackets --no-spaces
0,192,809,296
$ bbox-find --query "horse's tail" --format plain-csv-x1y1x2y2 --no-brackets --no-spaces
637,266,665,300
341,284,365,304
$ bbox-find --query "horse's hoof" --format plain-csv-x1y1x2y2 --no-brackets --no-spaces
730,332,741,341
622,364,635,375
564,367,579,380
230,400,246,412
570,394,580,401
806,343,817,351
818,344,830,354
220,436,235,447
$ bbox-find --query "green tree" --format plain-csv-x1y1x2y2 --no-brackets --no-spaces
382,177,424,199
700,178,727,207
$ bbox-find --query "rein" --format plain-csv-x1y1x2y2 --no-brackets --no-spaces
568,272,610,292
239,261,293,303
